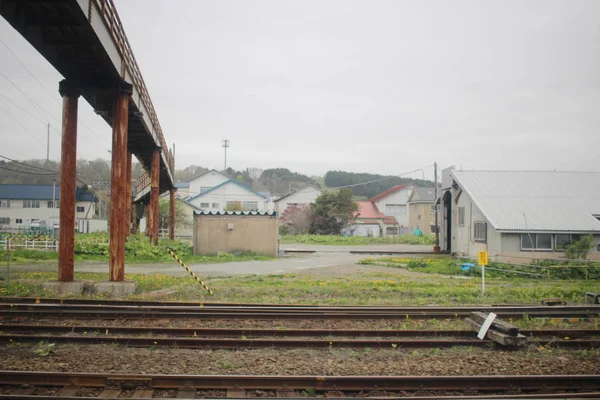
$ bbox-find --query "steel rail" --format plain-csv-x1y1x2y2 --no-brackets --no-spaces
0,308,597,320
0,334,597,349
0,371,599,391
0,324,597,339
1,297,599,312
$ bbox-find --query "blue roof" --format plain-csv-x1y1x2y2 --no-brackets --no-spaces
187,179,266,201
0,184,96,202
175,182,190,189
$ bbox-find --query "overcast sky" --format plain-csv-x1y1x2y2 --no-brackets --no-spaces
1,0,599,180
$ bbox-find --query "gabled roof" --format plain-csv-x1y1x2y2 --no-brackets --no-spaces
354,201,384,220
451,170,600,233
194,210,277,217
408,186,439,203
187,179,266,201
0,184,96,202
187,169,229,184
274,185,321,203
175,182,190,189
369,184,412,202
383,216,398,225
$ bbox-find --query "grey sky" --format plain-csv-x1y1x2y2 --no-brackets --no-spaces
1,0,599,180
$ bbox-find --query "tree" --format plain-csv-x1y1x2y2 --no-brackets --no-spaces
323,170,433,198
158,198,191,230
309,189,358,235
280,204,313,234
566,235,594,260
224,201,244,212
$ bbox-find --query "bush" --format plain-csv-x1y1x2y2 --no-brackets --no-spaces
566,235,594,260
406,259,429,268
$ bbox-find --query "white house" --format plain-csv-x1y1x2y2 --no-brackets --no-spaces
369,184,415,235
440,168,600,262
0,184,101,231
274,185,321,216
186,180,267,213
181,169,229,199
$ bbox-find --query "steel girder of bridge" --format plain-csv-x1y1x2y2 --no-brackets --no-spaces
0,0,176,281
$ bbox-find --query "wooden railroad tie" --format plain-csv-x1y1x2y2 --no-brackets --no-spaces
465,311,527,347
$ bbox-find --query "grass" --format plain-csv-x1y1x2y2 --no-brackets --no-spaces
2,260,598,306
280,234,435,245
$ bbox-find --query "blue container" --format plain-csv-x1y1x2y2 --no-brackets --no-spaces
461,263,475,271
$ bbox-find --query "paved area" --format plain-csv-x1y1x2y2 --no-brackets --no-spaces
8,244,432,278
280,243,433,253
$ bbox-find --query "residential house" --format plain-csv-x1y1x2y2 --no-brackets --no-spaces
440,168,600,262
274,185,321,216
342,201,384,237
408,186,440,235
369,184,414,235
186,179,267,213
0,184,102,232
182,169,229,199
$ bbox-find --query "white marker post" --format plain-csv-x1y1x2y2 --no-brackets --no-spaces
478,251,488,295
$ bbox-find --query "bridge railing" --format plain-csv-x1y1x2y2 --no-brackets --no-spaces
94,0,173,176
134,172,151,196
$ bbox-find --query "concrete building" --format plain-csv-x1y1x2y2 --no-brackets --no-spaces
274,185,321,215
193,211,279,257
440,168,600,262
408,186,440,235
186,179,267,213
369,184,414,235
0,184,101,231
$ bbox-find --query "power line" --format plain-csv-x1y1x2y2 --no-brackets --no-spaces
0,106,46,148
0,92,47,125
0,164,58,175
328,164,434,189
0,154,57,172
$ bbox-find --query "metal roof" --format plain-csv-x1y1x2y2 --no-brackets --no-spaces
174,182,190,189
0,184,96,202
451,170,600,233
193,211,278,217
187,180,266,201
408,186,439,203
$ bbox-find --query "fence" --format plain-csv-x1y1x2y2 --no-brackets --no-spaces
1,238,58,251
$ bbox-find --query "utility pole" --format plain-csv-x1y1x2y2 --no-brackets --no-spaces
434,162,440,253
221,139,230,171
46,123,50,161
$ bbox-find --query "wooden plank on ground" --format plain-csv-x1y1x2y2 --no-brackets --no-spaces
11,388,35,396
465,318,527,346
98,389,122,398
470,311,519,336
176,388,197,398
57,387,79,396
227,389,246,398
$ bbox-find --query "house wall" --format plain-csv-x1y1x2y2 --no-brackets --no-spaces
193,214,279,257
187,171,229,198
450,188,502,258
342,223,381,237
373,187,412,229
409,203,437,234
0,199,96,230
187,183,266,212
275,187,321,215
497,233,600,262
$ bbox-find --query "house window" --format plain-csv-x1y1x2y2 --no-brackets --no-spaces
47,201,58,208
431,224,438,234
23,200,40,208
76,206,85,212
386,227,398,235
555,234,581,251
521,233,553,250
243,201,258,211
200,202,210,208
385,204,406,216
473,221,486,242
0,200,10,208
211,203,219,209
0,217,9,224
16,218,22,224
458,207,465,226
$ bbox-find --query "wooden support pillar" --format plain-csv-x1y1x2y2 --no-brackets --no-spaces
109,82,132,282
125,151,132,237
57,80,80,282
148,149,160,245
169,189,176,240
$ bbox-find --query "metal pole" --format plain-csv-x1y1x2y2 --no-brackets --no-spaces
5,238,9,289
481,264,485,295
434,162,440,252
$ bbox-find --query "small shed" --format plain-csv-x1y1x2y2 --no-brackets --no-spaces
193,211,279,257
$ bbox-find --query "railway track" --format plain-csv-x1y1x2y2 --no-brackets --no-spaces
0,324,598,349
1,302,599,320
0,371,599,399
